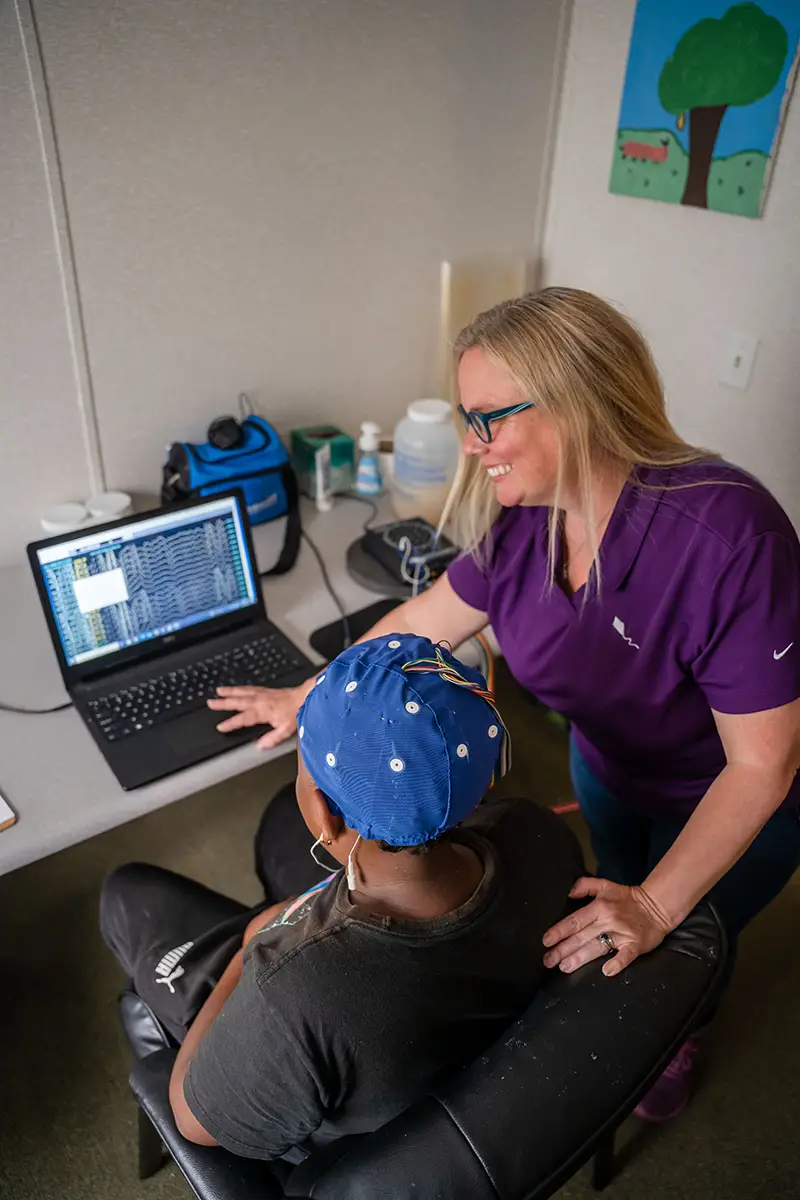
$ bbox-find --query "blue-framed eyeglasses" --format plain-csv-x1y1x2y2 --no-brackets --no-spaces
457,400,534,444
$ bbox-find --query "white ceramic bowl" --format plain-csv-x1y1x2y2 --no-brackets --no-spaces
40,503,89,535
85,491,132,521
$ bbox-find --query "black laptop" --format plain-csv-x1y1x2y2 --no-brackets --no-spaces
28,489,315,790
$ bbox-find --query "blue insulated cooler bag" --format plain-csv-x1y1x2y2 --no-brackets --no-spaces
161,412,300,576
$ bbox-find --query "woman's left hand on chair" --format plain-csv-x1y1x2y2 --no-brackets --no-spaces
541,877,674,977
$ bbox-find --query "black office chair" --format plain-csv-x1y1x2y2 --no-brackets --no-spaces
121,902,724,1200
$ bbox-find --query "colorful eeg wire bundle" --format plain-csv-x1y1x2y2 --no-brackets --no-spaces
401,644,512,782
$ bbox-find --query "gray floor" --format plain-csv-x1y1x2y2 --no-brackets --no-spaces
1,675,797,1199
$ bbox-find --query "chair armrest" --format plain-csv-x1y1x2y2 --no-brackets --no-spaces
130,1049,285,1200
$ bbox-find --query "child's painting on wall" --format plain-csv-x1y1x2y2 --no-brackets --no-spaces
610,1,800,218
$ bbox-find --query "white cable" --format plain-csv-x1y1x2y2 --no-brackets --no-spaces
395,539,489,682
398,536,431,597
396,535,490,679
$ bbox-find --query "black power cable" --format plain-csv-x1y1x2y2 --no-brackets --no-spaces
0,699,73,714
340,492,379,531
300,527,353,649
298,493,382,651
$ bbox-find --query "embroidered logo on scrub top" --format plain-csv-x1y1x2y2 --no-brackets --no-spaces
612,617,640,651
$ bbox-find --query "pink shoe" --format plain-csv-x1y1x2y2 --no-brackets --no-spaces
634,1033,702,1122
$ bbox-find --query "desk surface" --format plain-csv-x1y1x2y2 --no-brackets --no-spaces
0,497,394,877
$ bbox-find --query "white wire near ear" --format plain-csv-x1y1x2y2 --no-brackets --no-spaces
310,834,334,871
398,536,431,598
346,834,362,890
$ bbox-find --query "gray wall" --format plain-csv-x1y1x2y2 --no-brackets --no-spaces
0,3,94,557
0,0,567,563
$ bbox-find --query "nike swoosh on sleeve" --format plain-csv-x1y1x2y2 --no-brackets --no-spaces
773,643,794,660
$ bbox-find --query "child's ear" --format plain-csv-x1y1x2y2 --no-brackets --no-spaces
301,780,345,843
311,786,343,838
296,752,344,841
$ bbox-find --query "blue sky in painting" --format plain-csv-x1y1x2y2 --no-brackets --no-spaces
617,0,800,155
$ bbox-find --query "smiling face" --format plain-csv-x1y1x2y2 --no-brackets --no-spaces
457,347,562,508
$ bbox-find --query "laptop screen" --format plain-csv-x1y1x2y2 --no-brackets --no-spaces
35,494,259,668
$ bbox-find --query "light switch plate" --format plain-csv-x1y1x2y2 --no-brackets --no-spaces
719,332,759,390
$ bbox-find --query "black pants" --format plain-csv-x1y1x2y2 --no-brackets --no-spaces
100,783,326,1043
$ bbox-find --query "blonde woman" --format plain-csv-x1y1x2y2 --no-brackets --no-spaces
210,289,800,1124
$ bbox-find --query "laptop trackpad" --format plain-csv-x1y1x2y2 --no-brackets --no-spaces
163,708,265,753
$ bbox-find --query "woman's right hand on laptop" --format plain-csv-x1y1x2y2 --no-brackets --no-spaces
208,679,314,750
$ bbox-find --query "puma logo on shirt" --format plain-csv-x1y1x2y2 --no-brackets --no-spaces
154,940,194,993
156,966,184,994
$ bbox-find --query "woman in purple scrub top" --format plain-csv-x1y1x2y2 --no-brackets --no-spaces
211,289,800,1124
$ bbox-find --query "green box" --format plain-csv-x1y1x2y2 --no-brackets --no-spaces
291,425,355,499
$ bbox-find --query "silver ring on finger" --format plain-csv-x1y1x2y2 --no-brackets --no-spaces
598,932,616,954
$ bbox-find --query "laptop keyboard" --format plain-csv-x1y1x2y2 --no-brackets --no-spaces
86,632,305,742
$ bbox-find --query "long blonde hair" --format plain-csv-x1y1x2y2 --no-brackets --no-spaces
441,287,717,589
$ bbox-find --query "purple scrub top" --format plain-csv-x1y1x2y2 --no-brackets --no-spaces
448,462,800,818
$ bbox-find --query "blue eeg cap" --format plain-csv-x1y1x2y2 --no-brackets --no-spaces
296,634,510,846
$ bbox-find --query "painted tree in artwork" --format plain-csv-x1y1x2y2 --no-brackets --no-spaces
659,3,788,208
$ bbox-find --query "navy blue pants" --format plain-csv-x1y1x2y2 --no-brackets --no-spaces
570,739,800,951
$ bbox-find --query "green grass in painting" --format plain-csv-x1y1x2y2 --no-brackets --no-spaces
609,128,768,218
707,150,768,218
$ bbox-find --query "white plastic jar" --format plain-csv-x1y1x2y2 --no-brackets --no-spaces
390,399,460,525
